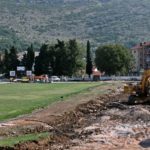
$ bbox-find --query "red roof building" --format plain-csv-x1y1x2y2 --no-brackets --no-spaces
131,42,150,73
92,68,101,81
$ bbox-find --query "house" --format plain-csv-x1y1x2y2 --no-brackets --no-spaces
131,42,150,74
17,51,39,61
92,67,101,81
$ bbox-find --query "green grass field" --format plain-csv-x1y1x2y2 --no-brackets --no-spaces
0,82,104,121
0,132,49,147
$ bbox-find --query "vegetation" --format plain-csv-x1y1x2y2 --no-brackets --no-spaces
2,47,19,76
1,41,134,76
0,132,49,147
86,40,93,78
1,39,85,76
0,82,102,121
22,44,35,70
35,39,84,76
95,44,133,75
34,44,50,75
0,0,150,50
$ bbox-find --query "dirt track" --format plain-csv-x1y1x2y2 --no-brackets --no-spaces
0,82,150,150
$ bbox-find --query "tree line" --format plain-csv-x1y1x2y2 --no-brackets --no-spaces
0,39,93,77
0,39,133,77
34,39,86,76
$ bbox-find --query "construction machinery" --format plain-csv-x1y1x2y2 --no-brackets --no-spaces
124,69,150,104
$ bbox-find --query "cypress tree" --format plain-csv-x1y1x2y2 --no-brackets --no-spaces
26,44,35,70
21,53,27,67
3,50,9,74
86,40,93,78
9,46,19,71
34,44,49,75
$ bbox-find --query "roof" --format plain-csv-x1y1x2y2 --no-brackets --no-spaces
92,68,101,76
132,42,150,50
17,51,39,60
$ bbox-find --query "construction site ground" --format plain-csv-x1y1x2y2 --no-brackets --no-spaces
0,81,150,150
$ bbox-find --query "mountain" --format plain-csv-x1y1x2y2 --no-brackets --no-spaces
0,0,150,50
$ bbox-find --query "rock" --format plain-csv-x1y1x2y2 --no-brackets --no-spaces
111,125,134,137
101,116,110,122
139,139,150,148
130,107,150,121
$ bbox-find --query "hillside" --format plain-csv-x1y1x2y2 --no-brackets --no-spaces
1,0,150,50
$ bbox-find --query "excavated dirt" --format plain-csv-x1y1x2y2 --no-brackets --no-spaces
0,83,150,150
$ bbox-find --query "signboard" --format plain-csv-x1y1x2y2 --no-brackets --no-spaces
26,70,32,76
10,71,16,77
17,66,25,71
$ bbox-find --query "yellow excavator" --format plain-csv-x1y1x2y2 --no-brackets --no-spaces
124,69,150,104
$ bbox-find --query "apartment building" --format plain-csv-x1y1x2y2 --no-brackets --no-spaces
131,42,150,74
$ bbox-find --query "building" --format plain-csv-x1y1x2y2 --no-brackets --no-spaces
131,42,150,74
92,67,101,81
17,51,39,61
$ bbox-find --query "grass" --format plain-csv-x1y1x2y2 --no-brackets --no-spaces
0,132,49,147
0,82,106,121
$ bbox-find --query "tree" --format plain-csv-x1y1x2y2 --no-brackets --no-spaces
95,44,132,75
8,46,19,71
26,44,35,70
3,49,9,74
34,39,85,76
66,39,78,75
54,39,84,76
86,40,93,77
48,45,56,76
21,53,27,67
0,53,3,73
2,47,19,76
54,40,68,76
34,44,49,75
34,56,41,75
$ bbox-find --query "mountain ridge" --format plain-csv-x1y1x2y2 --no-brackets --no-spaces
0,0,150,50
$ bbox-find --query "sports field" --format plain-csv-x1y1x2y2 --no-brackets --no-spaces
0,82,103,121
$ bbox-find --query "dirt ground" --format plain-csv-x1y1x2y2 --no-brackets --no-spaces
0,81,150,150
